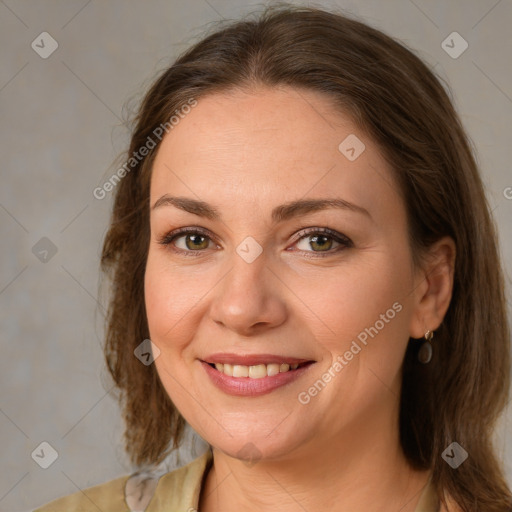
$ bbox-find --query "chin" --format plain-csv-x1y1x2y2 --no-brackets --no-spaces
203,421,315,464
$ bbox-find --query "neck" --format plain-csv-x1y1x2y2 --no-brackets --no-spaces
199,406,430,512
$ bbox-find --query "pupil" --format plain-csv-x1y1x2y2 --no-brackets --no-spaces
312,235,331,251
188,234,206,249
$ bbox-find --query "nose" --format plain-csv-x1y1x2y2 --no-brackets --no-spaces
208,249,288,337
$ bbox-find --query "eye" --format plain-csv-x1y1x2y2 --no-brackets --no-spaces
291,227,353,256
157,227,217,256
157,226,353,258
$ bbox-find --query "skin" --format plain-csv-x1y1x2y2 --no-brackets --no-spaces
144,86,456,512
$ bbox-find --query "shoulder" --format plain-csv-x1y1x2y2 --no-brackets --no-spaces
32,474,129,512
415,473,464,512
33,449,213,512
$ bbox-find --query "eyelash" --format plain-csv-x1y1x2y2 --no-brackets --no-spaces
157,226,353,258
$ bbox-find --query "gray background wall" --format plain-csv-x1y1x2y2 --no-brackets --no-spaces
1,1,511,510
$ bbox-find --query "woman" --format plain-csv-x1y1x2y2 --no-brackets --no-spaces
35,5,511,512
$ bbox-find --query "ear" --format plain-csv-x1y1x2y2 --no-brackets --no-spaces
409,236,456,339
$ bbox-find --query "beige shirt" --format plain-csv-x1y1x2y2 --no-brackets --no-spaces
33,448,440,511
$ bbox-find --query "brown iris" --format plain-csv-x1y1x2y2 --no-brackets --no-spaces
185,233,210,250
309,234,333,252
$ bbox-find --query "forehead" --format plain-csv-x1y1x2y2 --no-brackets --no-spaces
149,87,402,222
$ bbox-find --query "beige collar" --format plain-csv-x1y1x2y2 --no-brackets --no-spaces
414,473,440,512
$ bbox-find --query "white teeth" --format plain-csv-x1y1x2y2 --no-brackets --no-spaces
267,364,280,377
212,362,304,378
249,364,267,379
233,365,249,377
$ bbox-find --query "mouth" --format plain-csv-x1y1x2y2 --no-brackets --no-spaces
205,360,313,378
200,353,316,396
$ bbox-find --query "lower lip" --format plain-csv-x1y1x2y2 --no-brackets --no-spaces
201,361,314,397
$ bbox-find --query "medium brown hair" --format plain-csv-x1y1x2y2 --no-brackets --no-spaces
100,5,511,510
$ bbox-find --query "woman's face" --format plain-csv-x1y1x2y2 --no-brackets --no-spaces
145,87,422,461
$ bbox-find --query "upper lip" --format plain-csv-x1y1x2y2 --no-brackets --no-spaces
202,353,315,366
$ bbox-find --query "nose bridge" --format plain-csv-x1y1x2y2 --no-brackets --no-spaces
209,240,287,333
221,243,270,308
221,231,270,293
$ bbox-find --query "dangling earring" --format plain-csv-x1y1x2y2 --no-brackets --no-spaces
418,330,434,364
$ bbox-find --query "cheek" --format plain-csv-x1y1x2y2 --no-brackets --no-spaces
301,256,412,428
144,252,195,349
315,249,413,381
144,253,203,416
144,249,222,373
144,262,171,340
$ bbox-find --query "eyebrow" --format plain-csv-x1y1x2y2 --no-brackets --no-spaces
151,194,371,223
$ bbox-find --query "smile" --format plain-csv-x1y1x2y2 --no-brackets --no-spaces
200,354,315,396
208,361,309,378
